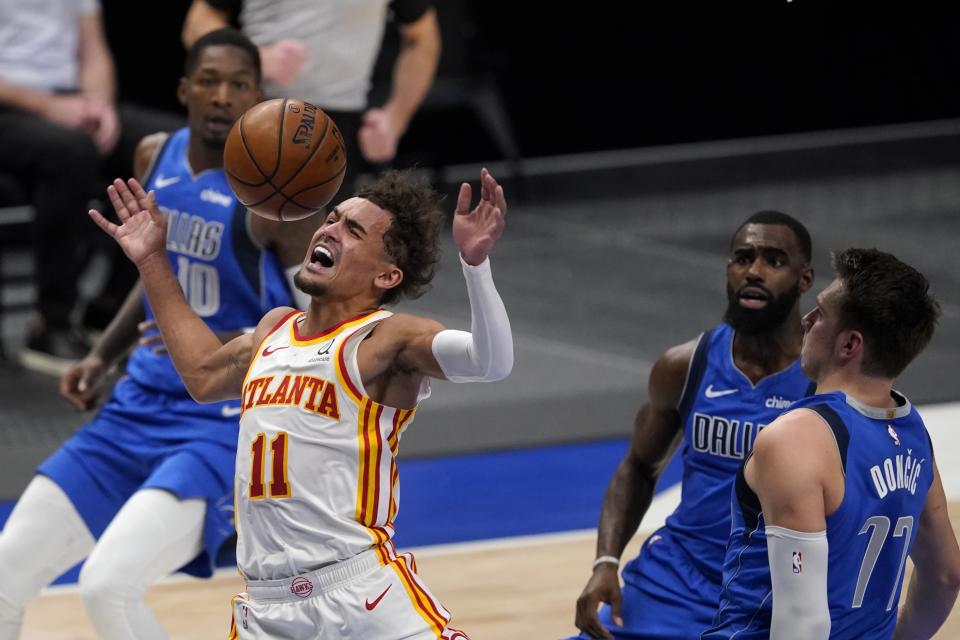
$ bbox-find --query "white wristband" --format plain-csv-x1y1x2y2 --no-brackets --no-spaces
592,555,620,570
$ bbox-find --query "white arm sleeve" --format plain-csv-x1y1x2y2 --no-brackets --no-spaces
285,265,311,310
431,256,513,383
766,526,831,640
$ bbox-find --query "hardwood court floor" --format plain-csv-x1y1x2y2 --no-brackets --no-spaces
21,500,960,639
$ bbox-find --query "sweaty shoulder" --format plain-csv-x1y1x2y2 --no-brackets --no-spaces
134,132,169,181
647,337,698,411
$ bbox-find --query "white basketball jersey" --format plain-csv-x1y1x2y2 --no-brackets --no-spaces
235,309,428,580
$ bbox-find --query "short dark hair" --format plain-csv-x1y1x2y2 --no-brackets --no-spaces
184,28,262,83
832,248,940,378
731,210,812,263
356,170,444,305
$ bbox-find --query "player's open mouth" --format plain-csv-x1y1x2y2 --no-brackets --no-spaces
206,116,233,132
738,286,769,309
311,245,335,268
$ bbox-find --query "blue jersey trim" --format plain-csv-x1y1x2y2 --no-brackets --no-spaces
805,402,850,473
678,328,715,422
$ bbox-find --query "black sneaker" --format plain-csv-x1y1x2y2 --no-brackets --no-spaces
19,326,91,376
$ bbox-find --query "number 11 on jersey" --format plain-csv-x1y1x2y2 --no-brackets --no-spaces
249,432,291,499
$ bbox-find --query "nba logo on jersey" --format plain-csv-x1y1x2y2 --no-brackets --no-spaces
792,551,802,574
887,424,900,446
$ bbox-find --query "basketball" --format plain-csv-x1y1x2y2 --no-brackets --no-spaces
223,98,347,221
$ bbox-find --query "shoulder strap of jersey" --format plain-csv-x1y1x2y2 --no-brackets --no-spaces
735,456,763,533
676,327,715,421
141,131,176,185
803,402,850,474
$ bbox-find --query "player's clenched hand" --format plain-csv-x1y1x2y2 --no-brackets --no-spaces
259,39,308,87
452,168,507,266
59,354,107,411
358,108,400,163
89,178,167,269
575,564,623,640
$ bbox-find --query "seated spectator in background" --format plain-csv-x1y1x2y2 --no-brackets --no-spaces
181,0,441,196
0,0,182,373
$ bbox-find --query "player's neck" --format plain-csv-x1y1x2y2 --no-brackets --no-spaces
301,297,380,336
814,369,897,409
187,141,224,174
732,316,803,377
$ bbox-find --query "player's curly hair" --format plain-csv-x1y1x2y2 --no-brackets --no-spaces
357,170,444,306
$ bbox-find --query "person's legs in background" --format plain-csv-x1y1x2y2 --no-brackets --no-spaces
0,108,100,372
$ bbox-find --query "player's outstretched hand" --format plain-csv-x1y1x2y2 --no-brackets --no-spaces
452,168,506,266
59,354,108,412
575,564,624,640
89,178,167,269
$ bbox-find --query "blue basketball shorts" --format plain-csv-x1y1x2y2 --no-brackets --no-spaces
568,529,720,640
38,377,241,577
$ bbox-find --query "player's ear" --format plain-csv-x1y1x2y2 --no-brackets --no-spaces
837,328,864,365
177,78,189,107
374,266,403,296
799,264,815,293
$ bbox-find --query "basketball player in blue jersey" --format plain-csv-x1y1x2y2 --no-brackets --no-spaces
573,211,816,640
703,249,960,639
0,29,320,639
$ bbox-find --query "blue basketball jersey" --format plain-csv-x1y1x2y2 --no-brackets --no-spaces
125,127,292,396
704,390,933,639
636,324,812,584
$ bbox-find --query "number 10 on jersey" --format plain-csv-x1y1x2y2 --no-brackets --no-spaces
249,432,290,499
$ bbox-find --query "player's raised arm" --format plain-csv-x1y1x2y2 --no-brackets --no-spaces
362,169,513,383
894,457,960,639
89,177,259,402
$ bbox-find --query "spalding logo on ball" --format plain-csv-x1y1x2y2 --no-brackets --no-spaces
224,98,346,221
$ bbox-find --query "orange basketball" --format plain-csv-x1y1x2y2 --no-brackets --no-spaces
223,98,347,221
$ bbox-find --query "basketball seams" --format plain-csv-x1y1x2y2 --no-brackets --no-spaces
226,98,347,221
270,98,288,180
237,111,281,190
270,112,332,194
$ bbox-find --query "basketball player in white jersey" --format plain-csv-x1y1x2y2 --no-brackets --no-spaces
89,167,511,639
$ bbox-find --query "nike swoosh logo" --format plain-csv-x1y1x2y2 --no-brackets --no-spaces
221,405,242,417
262,345,288,357
154,175,181,188
365,584,392,611
705,384,738,398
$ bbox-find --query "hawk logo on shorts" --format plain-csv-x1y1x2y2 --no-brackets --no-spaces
291,577,314,598
887,424,900,446
792,551,802,574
